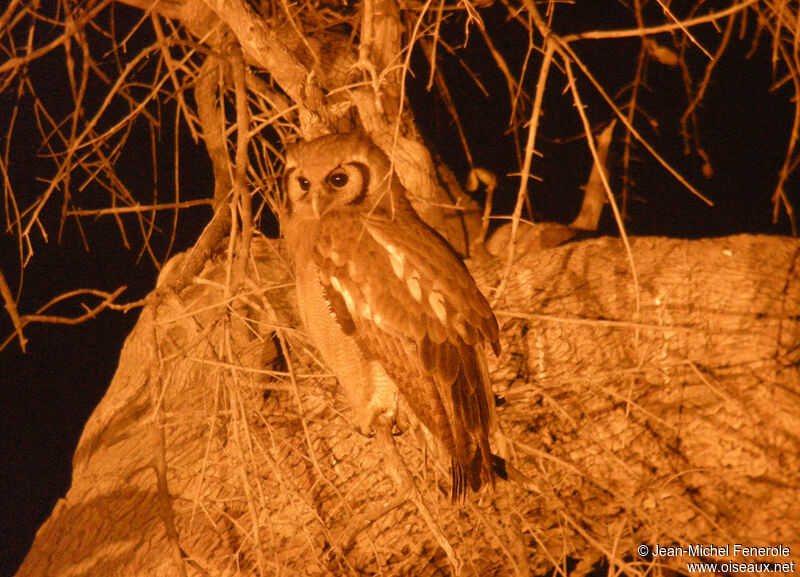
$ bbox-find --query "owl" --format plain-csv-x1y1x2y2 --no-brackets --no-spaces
282,131,502,500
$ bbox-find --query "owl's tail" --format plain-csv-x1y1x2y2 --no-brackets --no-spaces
451,452,533,503
450,452,509,502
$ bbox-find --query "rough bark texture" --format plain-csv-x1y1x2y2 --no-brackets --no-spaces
16,232,800,577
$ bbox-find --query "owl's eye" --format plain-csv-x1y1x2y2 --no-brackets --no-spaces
297,176,311,192
327,171,349,188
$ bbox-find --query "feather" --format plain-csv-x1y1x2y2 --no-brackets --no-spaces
323,284,356,335
419,335,436,373
435,341,460,387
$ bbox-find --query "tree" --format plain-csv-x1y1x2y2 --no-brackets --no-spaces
3,0,799,575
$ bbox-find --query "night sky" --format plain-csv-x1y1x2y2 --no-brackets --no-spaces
1,2,797,574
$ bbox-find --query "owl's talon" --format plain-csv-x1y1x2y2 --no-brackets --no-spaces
354,423,376,438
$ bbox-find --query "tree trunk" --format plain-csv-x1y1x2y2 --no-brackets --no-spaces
16,232,800,577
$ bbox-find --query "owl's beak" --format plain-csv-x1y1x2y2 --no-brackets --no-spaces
311,190,326,218
311,192,321,218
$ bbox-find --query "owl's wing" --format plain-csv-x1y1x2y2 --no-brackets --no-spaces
313,206,500,498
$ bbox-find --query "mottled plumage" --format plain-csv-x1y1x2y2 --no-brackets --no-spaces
282,131,501,499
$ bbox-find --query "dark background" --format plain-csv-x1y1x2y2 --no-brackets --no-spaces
1,2,796,575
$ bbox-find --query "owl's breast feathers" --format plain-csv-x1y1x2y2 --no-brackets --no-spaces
313,200,502,500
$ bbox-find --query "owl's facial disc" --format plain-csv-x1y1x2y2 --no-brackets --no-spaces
283,145,371,219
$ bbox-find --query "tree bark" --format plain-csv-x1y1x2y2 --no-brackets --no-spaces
16,232,800,577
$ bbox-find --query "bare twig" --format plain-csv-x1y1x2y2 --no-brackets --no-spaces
231,40,253,281
0,270,26,352
562,0,760,43
564,58,641,314
0,286,129,353
493,37,553,304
